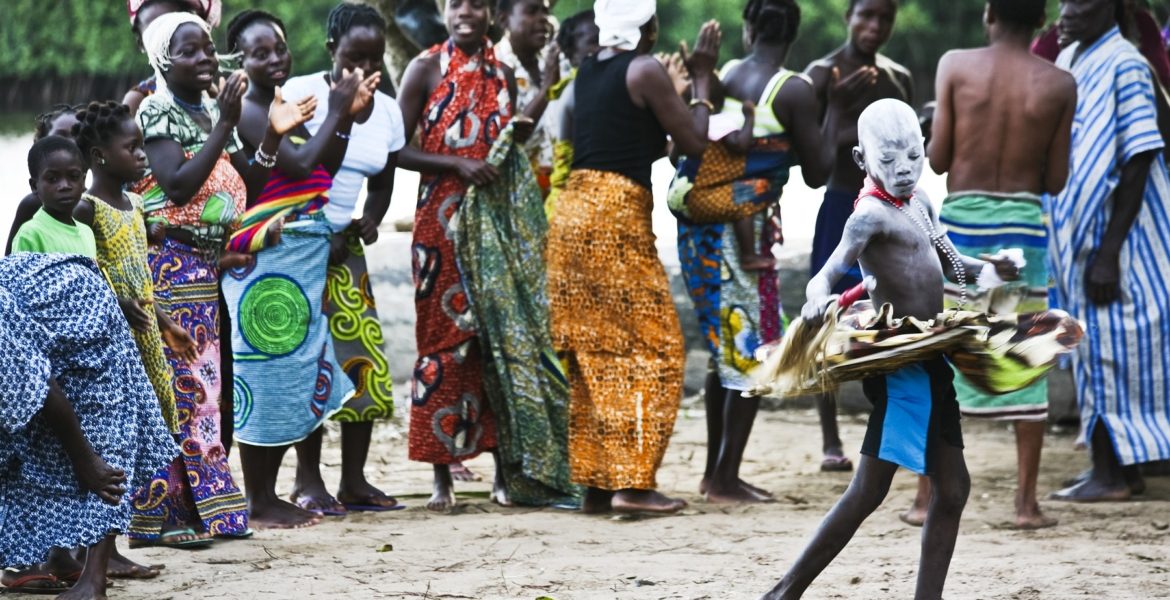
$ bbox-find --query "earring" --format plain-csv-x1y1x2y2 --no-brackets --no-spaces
98,157,107,165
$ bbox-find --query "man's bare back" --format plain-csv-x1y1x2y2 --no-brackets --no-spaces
929,47,1076,194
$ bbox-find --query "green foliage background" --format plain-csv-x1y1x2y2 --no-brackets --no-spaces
0,0,1146,107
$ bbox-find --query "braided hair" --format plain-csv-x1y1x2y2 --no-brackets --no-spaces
71,101,133,159
28,136,84,179
744,0,801,45
326,2,386,46
33,104,81,141
226,9,287,55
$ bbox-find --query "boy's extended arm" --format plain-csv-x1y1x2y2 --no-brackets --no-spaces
802,204,880,322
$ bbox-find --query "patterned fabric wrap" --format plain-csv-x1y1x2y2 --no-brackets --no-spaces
134,94,245,250
940,192,1050,420
455,124,580,506
409,38,510,464
545,138,573,217
1052,27,1170,466
324,231,394,422
227,166,331,254
89,193,179,432
667,135,793,223
130,238,248,539
223,217,354,446
0,254,176,566
679,212,785,391
750,300,1084,400
547,169,686,490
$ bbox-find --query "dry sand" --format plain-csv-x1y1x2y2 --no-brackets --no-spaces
94,399,1169,600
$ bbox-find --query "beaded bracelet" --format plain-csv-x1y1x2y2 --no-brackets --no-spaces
254,147,277,168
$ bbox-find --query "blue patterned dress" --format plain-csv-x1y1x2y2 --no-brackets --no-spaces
0,254,176,567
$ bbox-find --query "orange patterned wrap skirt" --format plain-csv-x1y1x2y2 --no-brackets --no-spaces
546,169,686,491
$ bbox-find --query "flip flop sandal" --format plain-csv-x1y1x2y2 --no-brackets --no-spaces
1,572,69,595
145,528,214,549
292,494,348,517
820,455,854,472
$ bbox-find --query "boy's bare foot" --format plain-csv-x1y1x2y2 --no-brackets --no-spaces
699,478,772,499
899,504,928,527
427,465,456,512
450,461,482,482
1050,478,1131,503
249,498,323,530
582,487,614,514
612,489,687,514
740,253,776,271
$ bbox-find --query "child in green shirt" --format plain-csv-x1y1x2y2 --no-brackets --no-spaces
13,137,96,258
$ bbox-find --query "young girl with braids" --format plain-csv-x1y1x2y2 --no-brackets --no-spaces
127,11,314,546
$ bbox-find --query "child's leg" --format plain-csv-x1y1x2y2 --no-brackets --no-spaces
735,218,775,271
700,370,725,494
917,442,970,600
816,391,852,471
706,391,766,503
58,534,115,600
762,455,899,600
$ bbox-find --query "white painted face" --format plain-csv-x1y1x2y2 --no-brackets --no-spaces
853,99,925,199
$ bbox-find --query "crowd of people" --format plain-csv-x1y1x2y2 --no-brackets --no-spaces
0,0,1167,598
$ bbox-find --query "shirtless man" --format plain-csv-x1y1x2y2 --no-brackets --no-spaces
899,0,1076,530
761,99,1018,600
804,0,914,473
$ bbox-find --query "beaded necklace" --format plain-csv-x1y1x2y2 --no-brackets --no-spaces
857,178,968,308
172,93,207,114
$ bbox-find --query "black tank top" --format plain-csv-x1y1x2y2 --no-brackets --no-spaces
571,51,667,189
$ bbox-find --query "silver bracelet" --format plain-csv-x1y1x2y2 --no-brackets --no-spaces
254,147,277,168
335,130,351,140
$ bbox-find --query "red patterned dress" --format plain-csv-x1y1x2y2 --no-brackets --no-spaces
409,40,511,463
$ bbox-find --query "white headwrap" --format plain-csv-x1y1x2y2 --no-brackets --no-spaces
594,0,656,51
141,12,213,100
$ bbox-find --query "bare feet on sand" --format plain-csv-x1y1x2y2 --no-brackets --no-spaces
490,469,512,507
899,504,928,527
248,498,323,530
706,480,774,504
1012,501,1058,530
700,477,773,500
427,465,456,512
612,489,687,514
57,580,108,600
107,549,161,579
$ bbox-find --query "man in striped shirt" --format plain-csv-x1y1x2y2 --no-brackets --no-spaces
1048,0,1170,502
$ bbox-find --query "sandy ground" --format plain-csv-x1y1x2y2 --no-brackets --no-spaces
71,399,1169,600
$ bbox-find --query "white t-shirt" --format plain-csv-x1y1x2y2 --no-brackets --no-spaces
282,72,406,232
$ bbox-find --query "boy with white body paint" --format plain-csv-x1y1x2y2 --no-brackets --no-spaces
760,98,1019,600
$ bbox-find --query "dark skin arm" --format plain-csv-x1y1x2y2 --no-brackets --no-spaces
775,73,848,188
6,194,43,255
397,53,500,185
927,54,956,176
42,379,127,505
146,73,252,206
631,21,724,158
356,154,398,245
237,70,375,180
74,197,152,332
518,43,562,128
1044,82,1075,195
1086,150,1155,305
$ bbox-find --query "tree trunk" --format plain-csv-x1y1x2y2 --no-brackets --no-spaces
360,0,427,91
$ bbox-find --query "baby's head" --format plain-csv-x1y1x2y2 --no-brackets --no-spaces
853,98,924,199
